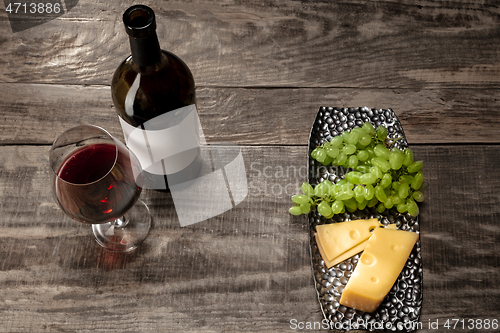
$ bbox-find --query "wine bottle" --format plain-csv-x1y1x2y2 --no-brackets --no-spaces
111,4,202,191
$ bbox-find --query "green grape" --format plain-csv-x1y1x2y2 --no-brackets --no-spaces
377,203,386,213
336,184,354,200
398,183,410,200
354,185,365,203
342,144,357,155
400,175,413,184
396,202,408,213
407,199,419,216
384,197,394,209
341,131,350,142
380,173,392,188
355,142,365,150
357,150,369,162
356,199,367,210
329,183,339,197
407,160,424,173
310,148,319,160
318,200,333,217
392,147,402,154
344,198,358,213
375,185,387,203
413,191,424,202
322,155,333,165
323,179,333,187
392,180,402,191
337,178,348,186
334,152,348,166
358,135,372,147
376,125,388,140
370,165,383,179
367,196,379,208
327,184,336,197
364,184,375,200
301,182,314,196
346,171,363,184
300,203,311,214
316,148,326,163
331,136,344,148
411,171,424,190
289,206,302,216
331,199,344,214
351,127,365,136
366,147,376,160
347,132,359,145
326,146,340,158
327,182,337,195
371,157,391,173
403,148,414,166
314,182,328,197
362,122,375,135
291,194,309,204
389,150,404,170
356,164,371,173
360,172,377,185
347,155,359,168
374,144,391,160
390,195,401,205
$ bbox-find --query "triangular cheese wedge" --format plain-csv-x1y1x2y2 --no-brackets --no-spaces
339,227,419,312
315,218,382,268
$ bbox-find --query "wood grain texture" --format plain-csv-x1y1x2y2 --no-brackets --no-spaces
1,0,499,331
1,83,499,145
0,145,498,332
0,0,499,88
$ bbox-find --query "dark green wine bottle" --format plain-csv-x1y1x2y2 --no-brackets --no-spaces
111,5,201,191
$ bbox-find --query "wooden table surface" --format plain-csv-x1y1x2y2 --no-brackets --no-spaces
1,1,499,332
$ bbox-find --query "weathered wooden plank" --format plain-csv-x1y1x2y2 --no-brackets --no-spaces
1,83,499,145
0,0,499,88
417,145,500,326
0,144,498,332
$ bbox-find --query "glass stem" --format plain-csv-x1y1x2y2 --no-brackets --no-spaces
112,216,129,229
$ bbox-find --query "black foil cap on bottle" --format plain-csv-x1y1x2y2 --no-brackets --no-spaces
123,5,162,67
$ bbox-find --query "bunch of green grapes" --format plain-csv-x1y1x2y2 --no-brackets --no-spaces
289,122,426,218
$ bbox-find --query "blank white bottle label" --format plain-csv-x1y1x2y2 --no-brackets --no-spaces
119,104,205,184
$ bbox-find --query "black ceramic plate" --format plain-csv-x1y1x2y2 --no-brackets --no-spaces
308,107,422,332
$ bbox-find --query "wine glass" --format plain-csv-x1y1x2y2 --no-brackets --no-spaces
49,125,151,252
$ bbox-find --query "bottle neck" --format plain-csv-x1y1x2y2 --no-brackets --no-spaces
128,33,162,68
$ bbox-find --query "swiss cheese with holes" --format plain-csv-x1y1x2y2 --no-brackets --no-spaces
339,227,419,313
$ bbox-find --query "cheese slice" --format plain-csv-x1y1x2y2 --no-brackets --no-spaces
315,218,382,268
317,238,369,268
339,227,419,313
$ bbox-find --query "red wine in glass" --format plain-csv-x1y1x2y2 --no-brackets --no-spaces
50,125,151,252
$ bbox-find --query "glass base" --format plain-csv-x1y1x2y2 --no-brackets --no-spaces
92,200,151,252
